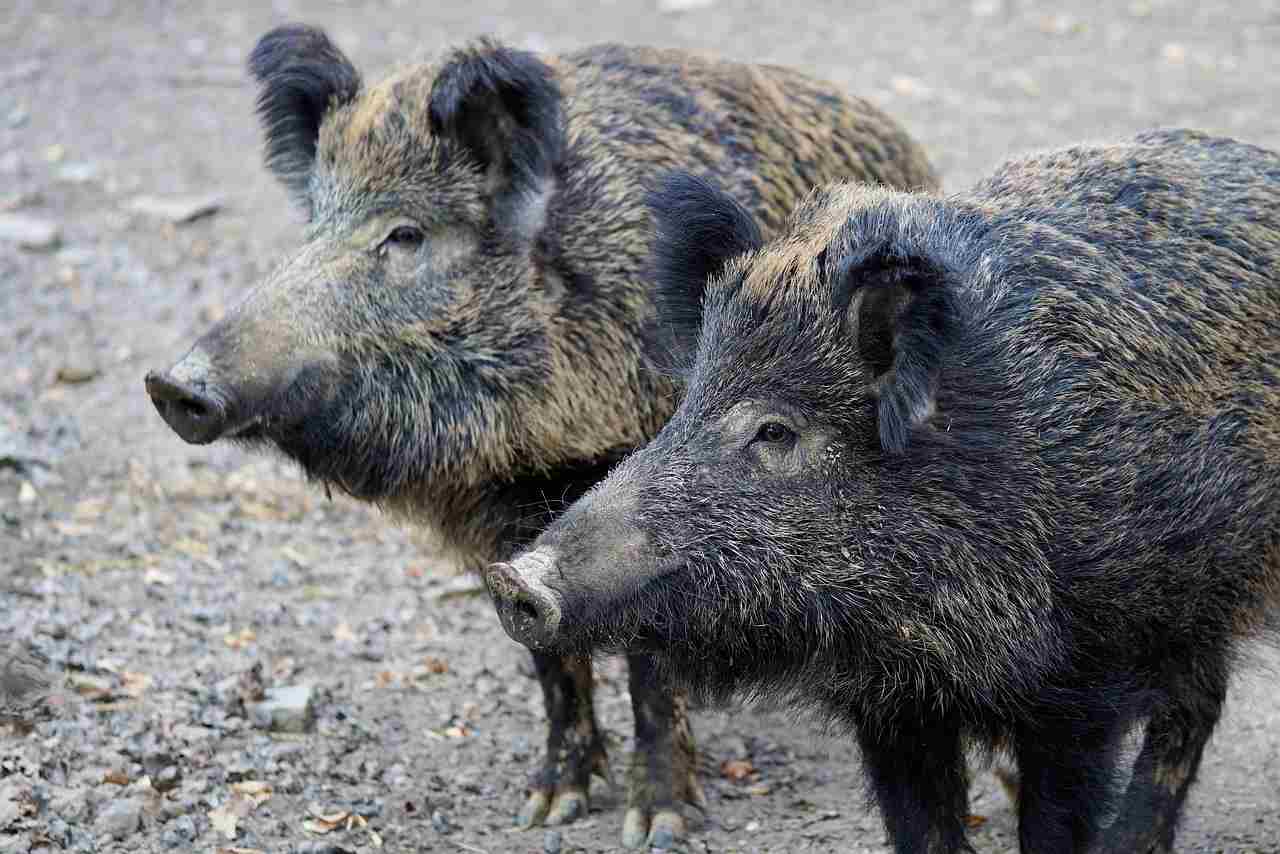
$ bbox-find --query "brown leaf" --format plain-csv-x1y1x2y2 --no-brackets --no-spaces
70,673,115,702
422,656,448,675
965,813,989,828
103,769,130,786
719,758,755,782
229,780,272,807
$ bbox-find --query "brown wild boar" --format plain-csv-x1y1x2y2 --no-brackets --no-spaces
145,24,938,848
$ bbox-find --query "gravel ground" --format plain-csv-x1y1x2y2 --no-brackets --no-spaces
2,1,1279,852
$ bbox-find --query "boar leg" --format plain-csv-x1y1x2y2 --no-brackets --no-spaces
856,715,972,854
621,654,706,849
1099,662,1227,854
1014,716,1131,854
518,652,609,828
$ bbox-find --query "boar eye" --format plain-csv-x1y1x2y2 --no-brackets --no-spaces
754,421,795,444
384,224,425,249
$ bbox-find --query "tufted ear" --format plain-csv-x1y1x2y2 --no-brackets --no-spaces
247,24,361,208
644,172,763,377
831,241,956,455
428,39,564,236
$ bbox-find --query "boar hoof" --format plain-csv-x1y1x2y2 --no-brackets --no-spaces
544,787,588,825
516,789,552,828
517,784,591,829
622,807,685,849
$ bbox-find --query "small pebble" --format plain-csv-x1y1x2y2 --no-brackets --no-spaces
0,213,60,250
95,796,144,840
247,683,315,733
127,193,222,225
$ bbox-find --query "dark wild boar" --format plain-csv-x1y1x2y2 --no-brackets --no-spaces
143,24,939,848
488,129,1280,853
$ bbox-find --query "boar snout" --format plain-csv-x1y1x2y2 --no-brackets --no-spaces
145,356,241,445
487,550,563,649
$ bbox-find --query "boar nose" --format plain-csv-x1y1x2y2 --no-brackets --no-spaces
486,553,563,650
144,370,232,445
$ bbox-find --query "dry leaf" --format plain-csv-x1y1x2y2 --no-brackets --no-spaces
120,671,151,698
720,759,755,782
422,656,448,675
302,809,350,834
70,673,115,701
143,568,175,585
103,769,130,786
281,545,310,567
230,781,272,806
965,813,989,828
223,628,256,650
209,803,241,839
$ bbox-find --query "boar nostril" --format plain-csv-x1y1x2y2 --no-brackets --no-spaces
486,560,563,649
513,599,540,625
144,370,231,446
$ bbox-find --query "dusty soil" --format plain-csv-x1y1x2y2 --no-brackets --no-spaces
2,1,1279,852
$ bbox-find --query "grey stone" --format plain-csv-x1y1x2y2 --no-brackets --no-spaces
161,814,197,847
48,785,91,824
56,162,98,184
247,683,315,733
95,796,144,839
0,213,60,250
55,246,95,267
0,835,29,853
152,764,182,792
126,193,222,225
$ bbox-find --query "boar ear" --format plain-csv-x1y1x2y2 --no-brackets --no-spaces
832,243,956,455
429,40,564,235
644,172,764,377
248,25,361,207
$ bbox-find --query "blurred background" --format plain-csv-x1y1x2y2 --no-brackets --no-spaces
2,1,1278,852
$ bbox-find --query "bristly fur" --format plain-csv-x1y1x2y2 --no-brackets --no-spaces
248,24,361,209
428,38,565,217
518,129,1280,853
644,172,764,378
156,28,940,848
831,248,959,455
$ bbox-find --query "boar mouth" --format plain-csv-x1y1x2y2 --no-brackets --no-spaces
564,565,686,653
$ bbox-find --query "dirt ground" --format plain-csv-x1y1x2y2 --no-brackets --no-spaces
3,1,1279,852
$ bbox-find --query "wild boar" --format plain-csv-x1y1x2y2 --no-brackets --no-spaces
144,24,939,848
488,129,1280,853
